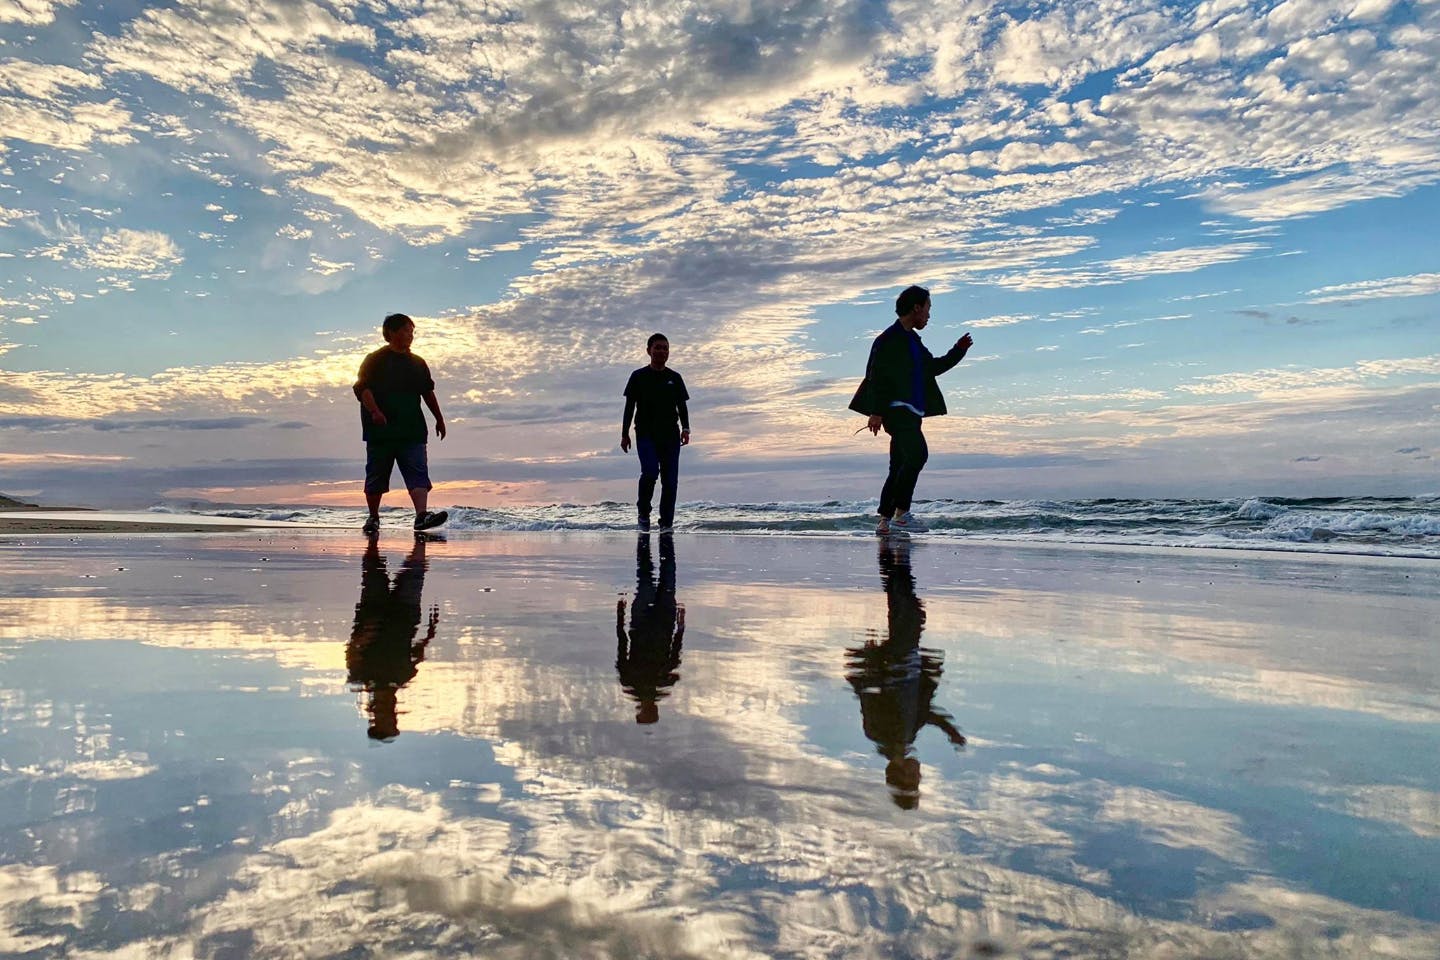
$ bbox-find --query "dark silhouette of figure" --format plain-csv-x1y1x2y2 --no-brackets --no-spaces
346,535,438,740
616,533,685,724
845,539,965,808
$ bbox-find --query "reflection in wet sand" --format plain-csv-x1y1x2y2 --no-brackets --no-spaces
346,536,438,740
615,533,685,724
846,539,966,808
1,533,1437,957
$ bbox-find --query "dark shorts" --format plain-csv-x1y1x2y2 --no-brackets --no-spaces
364,442,431,495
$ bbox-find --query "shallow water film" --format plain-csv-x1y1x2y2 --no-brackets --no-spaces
1,532,1437,958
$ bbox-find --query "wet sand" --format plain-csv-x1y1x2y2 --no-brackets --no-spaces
0,508,318,534
0,530,1436,957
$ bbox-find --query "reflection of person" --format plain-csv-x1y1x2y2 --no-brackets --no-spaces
849,285,972,535
346,536,438,740
353,312,448,535
620,333,690,532
845,540,965,809
616,533,685,724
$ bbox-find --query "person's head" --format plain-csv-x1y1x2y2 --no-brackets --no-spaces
885,756,922,809
646,333,669,369
895,285,931,330
382,313,415,351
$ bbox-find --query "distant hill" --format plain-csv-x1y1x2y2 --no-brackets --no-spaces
0,493,39,509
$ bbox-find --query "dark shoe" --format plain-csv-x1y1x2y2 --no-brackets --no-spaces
362,516,380,536
637,516,651,532
414,510,448,531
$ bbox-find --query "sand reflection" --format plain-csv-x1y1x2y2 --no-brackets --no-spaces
346,535,438,741
846,539,966,808
615,533,685,725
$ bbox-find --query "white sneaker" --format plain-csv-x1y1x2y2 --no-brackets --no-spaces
892,511,929,533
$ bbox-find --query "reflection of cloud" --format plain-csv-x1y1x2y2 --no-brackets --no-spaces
0,864,104,954
1322,785,1440,838
1097,785,1253,862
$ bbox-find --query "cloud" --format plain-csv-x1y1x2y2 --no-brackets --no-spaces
0,0,77,26
29,225,183,278
1304,272,1440,304
1178,354,1440,398
988,243,1266,290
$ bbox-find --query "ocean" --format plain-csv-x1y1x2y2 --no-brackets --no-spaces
160,495,1440,560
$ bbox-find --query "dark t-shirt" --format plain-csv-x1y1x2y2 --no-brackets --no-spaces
354,347,435,445
624,366,690,439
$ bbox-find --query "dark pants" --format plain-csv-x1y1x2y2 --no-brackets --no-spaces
878,409,928,517
637,434,681,527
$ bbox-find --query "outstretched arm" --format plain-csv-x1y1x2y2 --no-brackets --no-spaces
929,333,973,377
927,707,967,747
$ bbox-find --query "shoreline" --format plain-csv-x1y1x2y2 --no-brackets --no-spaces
0,513,1434,564
0,510,317,535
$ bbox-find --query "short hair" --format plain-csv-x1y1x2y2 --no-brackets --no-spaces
382,313,413,339
895,285,930,317
647,332,668,349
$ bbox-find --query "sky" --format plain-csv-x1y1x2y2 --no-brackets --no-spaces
0,0,1437,509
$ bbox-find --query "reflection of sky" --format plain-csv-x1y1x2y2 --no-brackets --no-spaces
1,533,1438,955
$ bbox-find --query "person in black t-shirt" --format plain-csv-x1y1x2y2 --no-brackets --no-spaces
620,333,690,531
353,313,448,535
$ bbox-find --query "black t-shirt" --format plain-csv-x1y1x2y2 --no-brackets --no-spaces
624,366,690,438
354,347,435,445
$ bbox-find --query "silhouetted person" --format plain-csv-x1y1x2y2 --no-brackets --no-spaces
353,312,448,535
616,533,685,724
849,285,972,535
620,333,690,531
845,539,965,808
346,536,438,740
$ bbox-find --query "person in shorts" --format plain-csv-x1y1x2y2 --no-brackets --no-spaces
353,313,447,534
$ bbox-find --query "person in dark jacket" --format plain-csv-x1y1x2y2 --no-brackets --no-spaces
849,286,972,535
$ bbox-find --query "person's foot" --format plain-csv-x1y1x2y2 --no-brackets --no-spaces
875,517,891,535
637,516,651,532
656,524,674,534
362,515,380,536
892,511,929,533
414,509,448,531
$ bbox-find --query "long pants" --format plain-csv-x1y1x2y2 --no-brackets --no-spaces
878,409,928,517
637,434,681,527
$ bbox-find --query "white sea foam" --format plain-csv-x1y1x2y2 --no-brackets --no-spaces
163,497,1440,559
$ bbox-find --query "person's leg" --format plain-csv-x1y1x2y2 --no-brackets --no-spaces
395,444,434,523
364,444,395,530
636,437,660,527
891,418,928,516
879,430,901,518
657,437,680,528
882,411,926,517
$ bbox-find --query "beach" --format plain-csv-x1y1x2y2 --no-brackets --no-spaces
1,529,1436,957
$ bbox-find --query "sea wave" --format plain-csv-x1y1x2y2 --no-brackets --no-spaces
167,496,1440,559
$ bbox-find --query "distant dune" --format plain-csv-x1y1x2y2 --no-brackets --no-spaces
0,494,40,510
